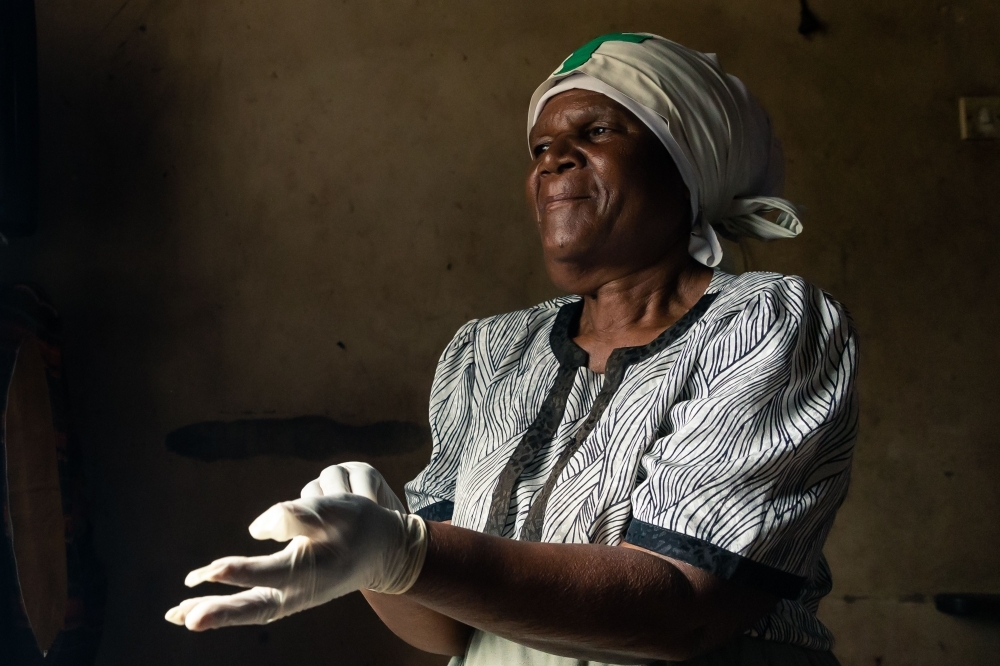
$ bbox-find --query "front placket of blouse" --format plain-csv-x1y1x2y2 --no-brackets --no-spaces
483,291,719,542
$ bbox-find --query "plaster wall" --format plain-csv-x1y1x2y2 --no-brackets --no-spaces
1,1,998,664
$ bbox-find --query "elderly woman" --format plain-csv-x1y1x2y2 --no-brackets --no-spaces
167,34,857,666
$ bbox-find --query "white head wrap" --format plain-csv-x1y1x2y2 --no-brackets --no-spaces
528,33,802,267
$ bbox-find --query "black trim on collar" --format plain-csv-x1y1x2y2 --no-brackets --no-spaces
548,292,719,371
548,299,588,368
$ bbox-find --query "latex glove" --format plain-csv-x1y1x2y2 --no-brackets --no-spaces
164,494,427,631
300,461,406,514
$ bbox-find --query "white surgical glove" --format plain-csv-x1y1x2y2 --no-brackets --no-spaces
164,494,427,631
300,461,406,514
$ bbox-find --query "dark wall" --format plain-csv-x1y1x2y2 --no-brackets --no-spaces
0,1,997,664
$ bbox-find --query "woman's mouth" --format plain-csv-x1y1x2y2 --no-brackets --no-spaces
543,194,591,209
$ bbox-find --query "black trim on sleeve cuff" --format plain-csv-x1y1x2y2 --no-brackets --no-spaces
414,500,455,522
624,519,806,600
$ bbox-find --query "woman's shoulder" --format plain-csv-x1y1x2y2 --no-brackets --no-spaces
711,270,848,311
457,296,576,339
706,270,854,332
438,296,578,364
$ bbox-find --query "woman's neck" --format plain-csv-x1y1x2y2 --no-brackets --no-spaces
573,257,713,373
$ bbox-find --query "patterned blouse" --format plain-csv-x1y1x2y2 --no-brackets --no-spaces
405,269,858,653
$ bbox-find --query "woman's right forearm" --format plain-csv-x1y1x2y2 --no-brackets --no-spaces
361,589,472,656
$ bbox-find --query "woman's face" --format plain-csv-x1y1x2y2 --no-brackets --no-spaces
526,89,691,294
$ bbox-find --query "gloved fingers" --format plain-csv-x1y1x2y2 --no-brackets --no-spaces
165,595,206,625
318,465,353,497
249,501,315,541
183,542,303,590
310,463,404,511
165,595,224,628
300,479,324,498
343,462,406,513
165,587,284,631
343,462,380,503
249,498,335,542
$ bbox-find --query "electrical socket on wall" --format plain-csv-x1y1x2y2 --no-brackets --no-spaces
959,97,1000,140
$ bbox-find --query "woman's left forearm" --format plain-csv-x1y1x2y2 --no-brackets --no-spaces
360,589,472,656
403,521,714,662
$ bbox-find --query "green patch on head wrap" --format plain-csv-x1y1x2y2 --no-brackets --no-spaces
555,32,651,75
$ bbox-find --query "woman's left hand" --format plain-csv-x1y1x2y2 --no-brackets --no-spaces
300,461,407,513
164,494,427,631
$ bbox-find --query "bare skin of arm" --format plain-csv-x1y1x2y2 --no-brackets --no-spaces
361,520,473,656
361,520,472,657
364,521,776,662
360,589,472,656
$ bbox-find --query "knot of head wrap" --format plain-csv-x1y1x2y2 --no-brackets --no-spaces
527,33,803,268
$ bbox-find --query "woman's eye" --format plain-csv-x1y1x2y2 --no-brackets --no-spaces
533,143,550,157
589,127,609,138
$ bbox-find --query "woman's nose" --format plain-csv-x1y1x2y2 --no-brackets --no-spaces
539,135,585,175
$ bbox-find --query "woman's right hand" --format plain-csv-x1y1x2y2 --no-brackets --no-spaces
303,463,470,656
300,461,407,514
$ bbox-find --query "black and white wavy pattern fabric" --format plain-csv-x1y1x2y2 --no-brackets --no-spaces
405,270,858,651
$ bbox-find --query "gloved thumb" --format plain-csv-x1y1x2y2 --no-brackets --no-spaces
249,500,325,541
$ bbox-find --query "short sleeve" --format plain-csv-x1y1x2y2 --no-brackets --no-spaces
404,319,478,522
625,277,858,599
